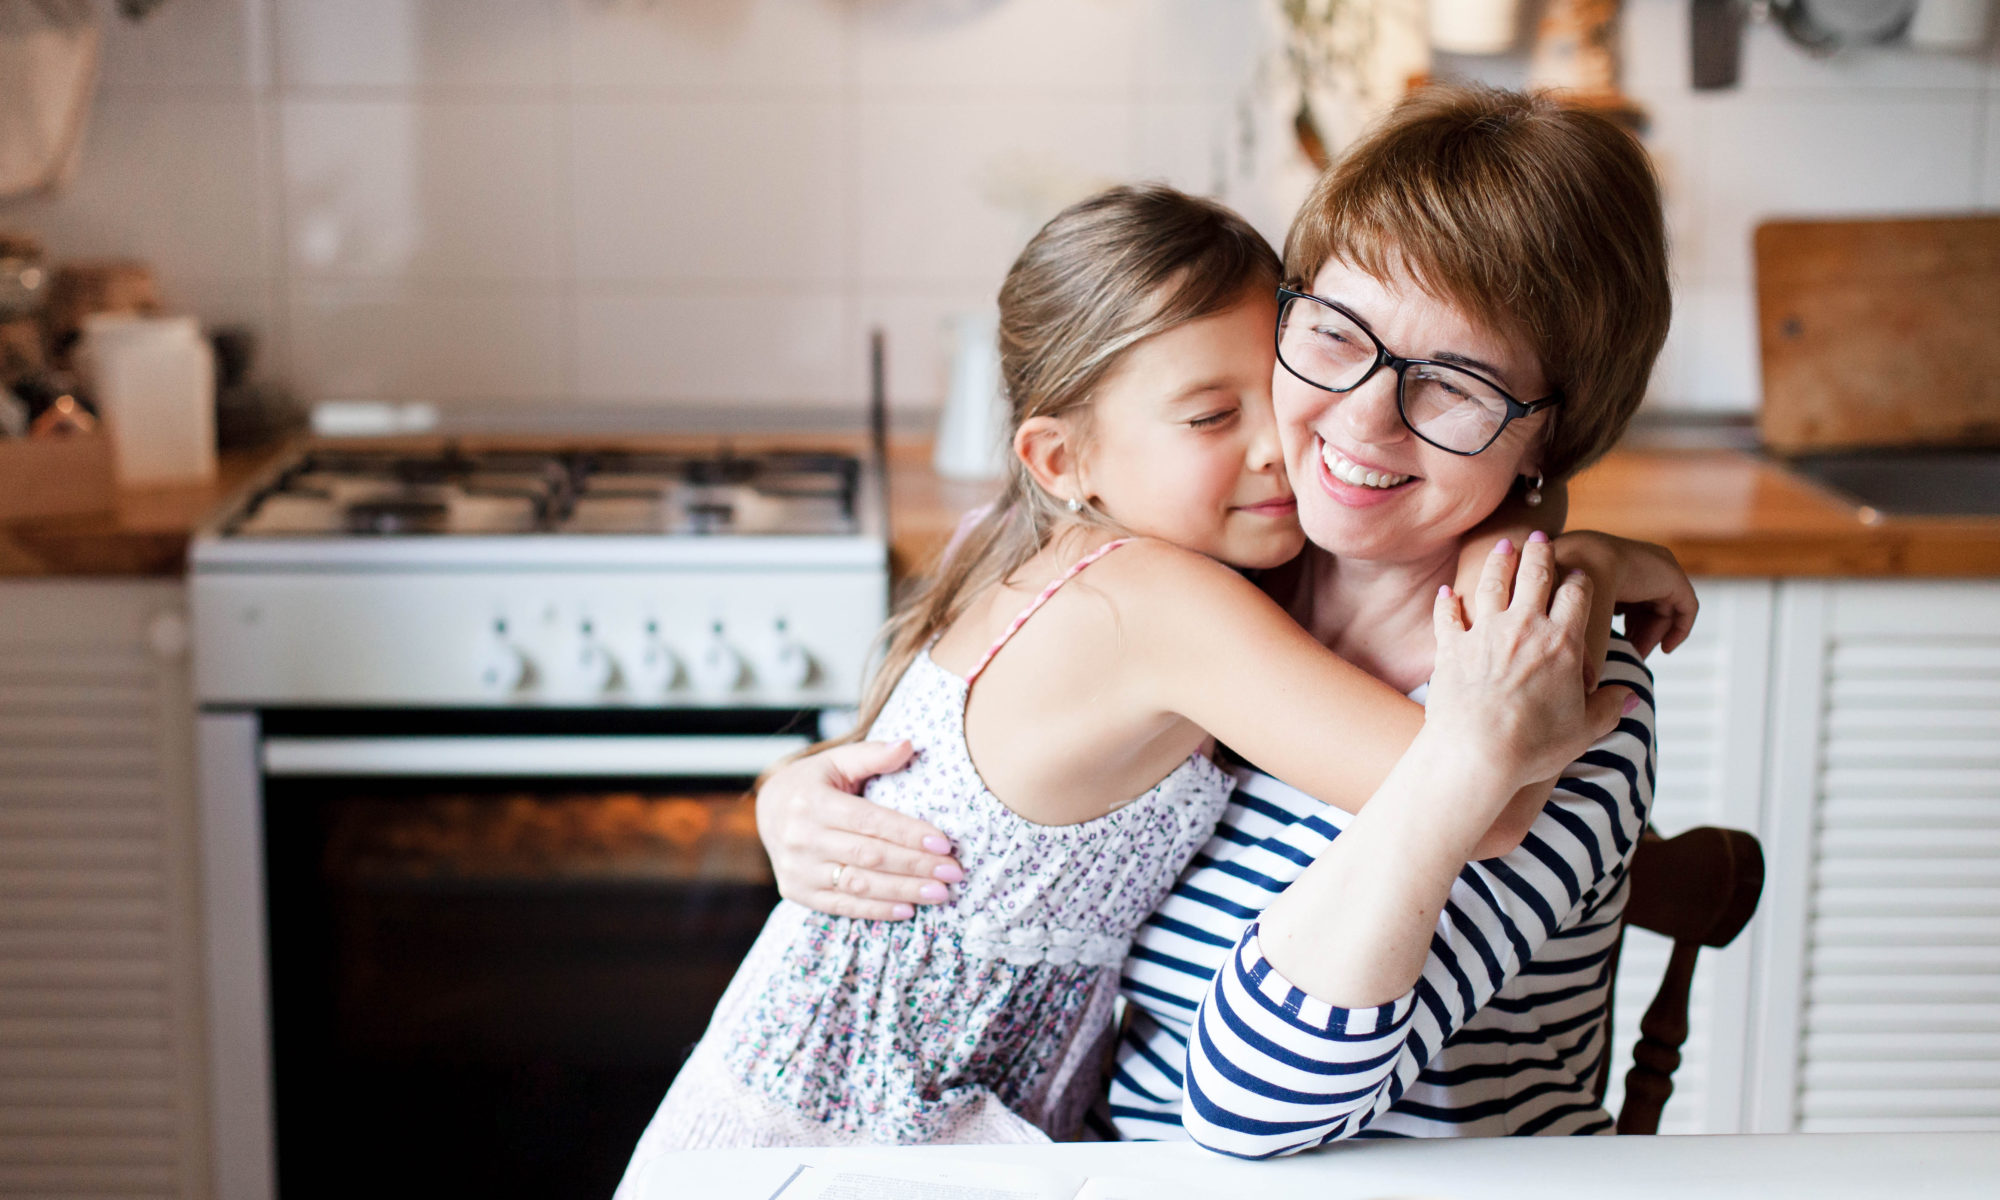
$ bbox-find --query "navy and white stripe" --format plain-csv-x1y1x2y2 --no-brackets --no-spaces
1098,640,1656,1155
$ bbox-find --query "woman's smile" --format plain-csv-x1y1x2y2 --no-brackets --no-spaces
1311,434,1419,509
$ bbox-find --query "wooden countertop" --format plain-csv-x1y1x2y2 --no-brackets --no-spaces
3,437,1997,580
0,449,279,577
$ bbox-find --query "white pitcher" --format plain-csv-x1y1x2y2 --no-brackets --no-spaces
933,308,1009,482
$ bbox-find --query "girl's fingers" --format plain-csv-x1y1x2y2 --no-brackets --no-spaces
1585,684,1639,742
1548,567,1596,647
1663,597,1699,654
1623,608,1668,658
1433,583,1465,638
1473,537,1517,622
1509,531,1559,615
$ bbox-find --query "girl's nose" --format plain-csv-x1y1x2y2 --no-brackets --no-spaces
1339,368,1406,444
1244,396,1284,472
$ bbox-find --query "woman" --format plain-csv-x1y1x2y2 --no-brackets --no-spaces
754,87,1677,1153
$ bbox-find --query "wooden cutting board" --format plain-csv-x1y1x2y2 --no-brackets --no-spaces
1754,215,2000,454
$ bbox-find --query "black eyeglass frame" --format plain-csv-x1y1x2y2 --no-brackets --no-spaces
1274,286,1564,457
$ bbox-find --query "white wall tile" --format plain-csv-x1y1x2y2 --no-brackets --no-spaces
1134,0,1265,100
4,96,273,285
96,0,264,93
570,100,846,284
289,286,564,400
1673,281,1761,412
1136,99,1237,200
852,0,1141,97
574,290,853,404
277,0,561,90
1984,93,2000,205
18,2,2000,420
281,100,563,281
566,0,844,93
855,288,995,409
1638,99,1707,286
1693,95,1982,284
857,99,1136,287
1620,0,1691,97
1735,23,1990,90
174,277,284,383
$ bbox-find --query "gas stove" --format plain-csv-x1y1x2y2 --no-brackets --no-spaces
189,441,889,709
218,446,865,538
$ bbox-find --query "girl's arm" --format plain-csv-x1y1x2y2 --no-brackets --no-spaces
1120,538,1622,845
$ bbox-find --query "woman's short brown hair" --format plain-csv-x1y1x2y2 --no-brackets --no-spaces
1284,85,1671,481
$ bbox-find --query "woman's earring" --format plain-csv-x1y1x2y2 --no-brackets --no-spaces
1524,472,1545,508
1065,497,1083,513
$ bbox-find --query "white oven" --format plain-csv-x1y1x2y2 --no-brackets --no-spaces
190,443,888,1200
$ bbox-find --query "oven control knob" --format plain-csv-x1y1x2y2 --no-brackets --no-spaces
573,639,620,694
635,638,682,693
761,623,816,691
480,642,530,693
691,624,745,694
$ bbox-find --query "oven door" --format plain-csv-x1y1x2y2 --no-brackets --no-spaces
235,709,815,1200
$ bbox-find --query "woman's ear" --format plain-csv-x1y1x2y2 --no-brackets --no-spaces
1015,415,1082,505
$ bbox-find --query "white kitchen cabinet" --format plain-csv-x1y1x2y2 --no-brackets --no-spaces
1751,580,2000,1134
0,581,208,1198
1601,579,1775,1134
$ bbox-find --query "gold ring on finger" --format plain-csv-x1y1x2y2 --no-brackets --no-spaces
829,862,847,890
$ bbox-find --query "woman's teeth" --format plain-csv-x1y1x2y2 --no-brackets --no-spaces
1322,446,1411,490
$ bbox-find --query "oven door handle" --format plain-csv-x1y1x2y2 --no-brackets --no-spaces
260,734,813,778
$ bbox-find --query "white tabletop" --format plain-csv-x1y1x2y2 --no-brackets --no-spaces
624,1132,2000,1200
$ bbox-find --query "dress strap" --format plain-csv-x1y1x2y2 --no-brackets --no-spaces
964,539,1132,687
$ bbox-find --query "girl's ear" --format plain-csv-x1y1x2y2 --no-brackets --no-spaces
1015,415,1082,505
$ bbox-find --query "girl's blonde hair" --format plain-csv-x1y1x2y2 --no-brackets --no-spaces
815,184,1281,761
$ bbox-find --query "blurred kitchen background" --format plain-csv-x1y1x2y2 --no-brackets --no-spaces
4,0,1993,429
4,2,2000,1199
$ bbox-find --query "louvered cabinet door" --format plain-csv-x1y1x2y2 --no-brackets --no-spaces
1756,580,2000,1133
1599,580,1773,1134
0,581,207,1198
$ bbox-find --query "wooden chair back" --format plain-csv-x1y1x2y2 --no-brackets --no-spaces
1601,825,1765,1135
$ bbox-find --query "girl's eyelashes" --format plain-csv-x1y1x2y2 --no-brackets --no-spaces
1186,407,1238,429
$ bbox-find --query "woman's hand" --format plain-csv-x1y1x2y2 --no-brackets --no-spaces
755,740,965,921
1430,533,1637,794
1553,530,1697,658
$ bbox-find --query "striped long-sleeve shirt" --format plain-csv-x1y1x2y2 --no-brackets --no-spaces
1099,640,1656,1155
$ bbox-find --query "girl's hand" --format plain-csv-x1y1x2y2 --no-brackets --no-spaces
755,740,965,921
1429,535,1636,796
1553,530,1697,658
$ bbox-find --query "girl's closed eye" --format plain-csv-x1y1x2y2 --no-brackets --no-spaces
1187,407,1238,429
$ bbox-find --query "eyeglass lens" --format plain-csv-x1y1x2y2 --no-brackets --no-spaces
1278,295,1512,454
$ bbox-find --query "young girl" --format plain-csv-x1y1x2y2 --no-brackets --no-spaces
629,185,1676,1151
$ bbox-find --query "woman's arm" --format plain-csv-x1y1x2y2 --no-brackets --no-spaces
753,739,963,920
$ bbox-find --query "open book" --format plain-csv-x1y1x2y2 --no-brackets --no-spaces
768,1151,1203,1200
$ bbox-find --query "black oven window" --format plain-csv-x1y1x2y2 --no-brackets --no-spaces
263,780,777,1199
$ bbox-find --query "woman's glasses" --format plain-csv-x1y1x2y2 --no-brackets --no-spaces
1274,288,1562,456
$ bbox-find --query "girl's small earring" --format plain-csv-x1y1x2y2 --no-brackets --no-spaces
1524,472,1545,509
1065,497,1083,513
